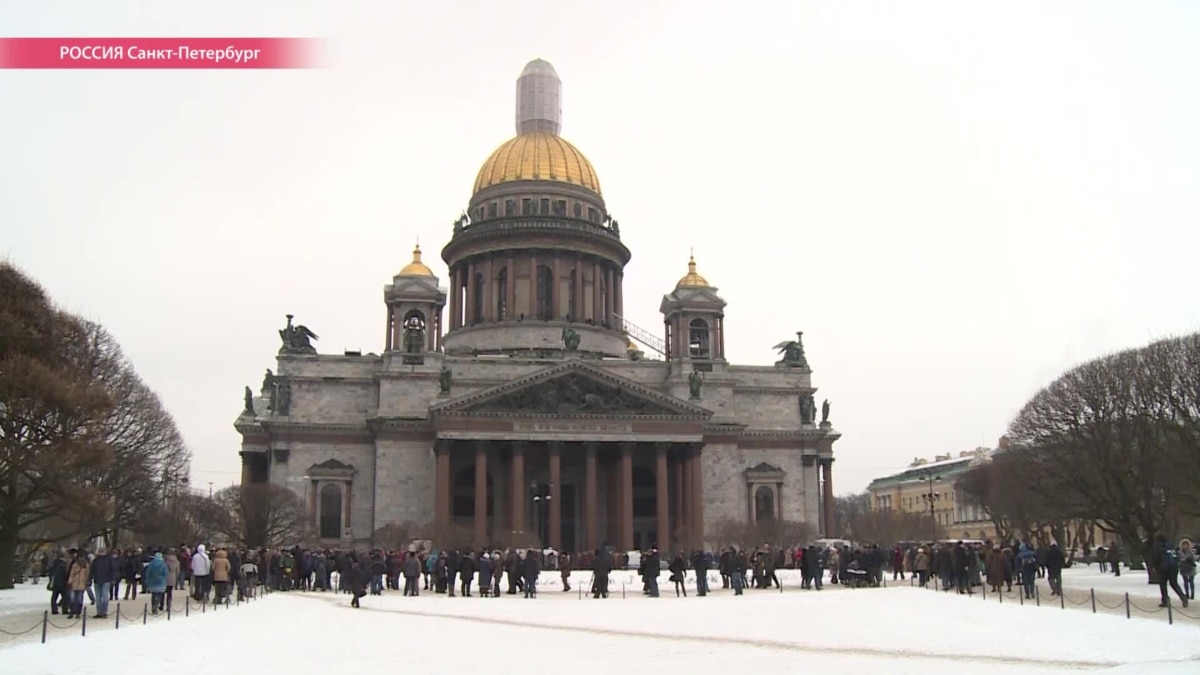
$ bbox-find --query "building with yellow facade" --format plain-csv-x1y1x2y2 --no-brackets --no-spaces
866,448,996,541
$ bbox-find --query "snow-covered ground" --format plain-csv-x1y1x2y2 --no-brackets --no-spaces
2,570,1198,674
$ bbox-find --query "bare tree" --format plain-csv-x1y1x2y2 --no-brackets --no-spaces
64,322,190,545
0,264,114,588
834,492,943,545
1000,333,1200,564
373,521,422,550
708,518,815,551
213,484,311,548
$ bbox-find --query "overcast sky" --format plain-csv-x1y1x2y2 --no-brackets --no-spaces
2,0,1198,495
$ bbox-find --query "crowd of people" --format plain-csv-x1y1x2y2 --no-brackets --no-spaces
28,533,1194,614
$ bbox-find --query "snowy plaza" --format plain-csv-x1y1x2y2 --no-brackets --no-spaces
2,568,1198,674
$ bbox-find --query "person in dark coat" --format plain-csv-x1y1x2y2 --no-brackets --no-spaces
644,548,661,597
590,550,610,598
719,549,732,588
347,560,366,607
47,551,69,615
1045,543,1066,596
691,549,709,596
668,553,687,597
478,553,493,597
521,549,541,598
458,552,476,597
559,552,573,592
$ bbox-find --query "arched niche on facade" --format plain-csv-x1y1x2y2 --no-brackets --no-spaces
744,462,786,523
308,459,355,541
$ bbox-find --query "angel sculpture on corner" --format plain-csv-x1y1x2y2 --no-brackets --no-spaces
278,314,319,355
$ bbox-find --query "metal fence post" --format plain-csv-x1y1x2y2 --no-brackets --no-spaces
143,605,147,625
1167,600,1173,625
1059,589,1065,609
1090,589,1096,613
1036,585,1040,606
41,610,47,644
1125,592,1130,619
115,604,121,629
81,611,86,637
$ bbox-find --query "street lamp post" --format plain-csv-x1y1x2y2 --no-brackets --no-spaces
530,481,552,547
922,473,943,542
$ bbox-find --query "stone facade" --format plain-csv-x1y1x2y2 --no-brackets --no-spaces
234,59,840,553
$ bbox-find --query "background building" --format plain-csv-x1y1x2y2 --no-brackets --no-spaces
867,448,996,541
234,59,842,552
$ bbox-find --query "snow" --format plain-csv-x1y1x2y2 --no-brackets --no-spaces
2,570,1197,674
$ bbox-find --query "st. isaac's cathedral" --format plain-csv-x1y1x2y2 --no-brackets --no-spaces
235,59,841,553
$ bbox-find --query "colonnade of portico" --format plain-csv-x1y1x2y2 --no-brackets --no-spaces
433,438,704,553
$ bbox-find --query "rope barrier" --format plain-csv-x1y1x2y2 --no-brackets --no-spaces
0,621,45,637
4,582,267,646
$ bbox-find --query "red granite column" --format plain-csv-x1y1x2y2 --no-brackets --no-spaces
654,443,669,550
591,259,601,324
506,255,515,320
510,442,526,536
605,266,614,327
552,253,562,320
548,441,562,550
619,442,634,551
670,451,683,546
690,444,705,547
584,442,598,552
465,259,476,325
473,441,488,547
449,267,459,330
822,458,836,537
681,451,693,546
435,440,451,527
484,256,494,322
384,306,393,352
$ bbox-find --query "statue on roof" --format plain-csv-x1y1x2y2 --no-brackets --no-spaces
278,314,319,355
800,394,816,425
773,331,809,368
439,364,453,395
243,386,255,415
688,370,703,400
561,327,581,351
821,398,830,424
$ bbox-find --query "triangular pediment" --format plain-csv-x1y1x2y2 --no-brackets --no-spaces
433,360,712,418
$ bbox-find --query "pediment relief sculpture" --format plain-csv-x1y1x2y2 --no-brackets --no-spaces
471,374,680,416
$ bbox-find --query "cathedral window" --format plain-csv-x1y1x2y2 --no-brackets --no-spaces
536,265,553,320
554,200,566,216
689,318,711,358
588,207,597,223
754,486,776,522
505,199,515,216
573,202,582,218
473,272,485,324
567,269,577,321
488,202,498,219
522,198,533,215
319,483,342,539
540,198,550,215
497,268,508,320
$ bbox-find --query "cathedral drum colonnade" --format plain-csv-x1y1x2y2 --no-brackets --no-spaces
234,58,841,552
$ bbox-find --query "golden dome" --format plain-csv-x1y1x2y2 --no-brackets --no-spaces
626,336,642,352
398,243,434,277
676,254,710,288
473,132,602,196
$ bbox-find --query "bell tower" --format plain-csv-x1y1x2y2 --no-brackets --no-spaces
384,243,447,361
659,253,727,369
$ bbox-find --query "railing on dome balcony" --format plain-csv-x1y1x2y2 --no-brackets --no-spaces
615,314,666,356
454,215,622,242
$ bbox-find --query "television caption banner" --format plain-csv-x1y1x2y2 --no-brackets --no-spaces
0,38,319,69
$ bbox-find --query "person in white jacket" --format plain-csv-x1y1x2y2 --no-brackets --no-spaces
191,544,212,601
